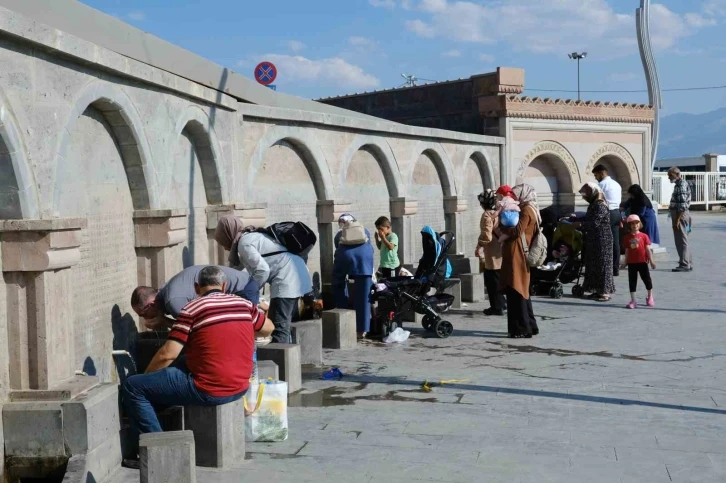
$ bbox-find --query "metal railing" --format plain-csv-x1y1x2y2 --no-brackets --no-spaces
653,172,726,210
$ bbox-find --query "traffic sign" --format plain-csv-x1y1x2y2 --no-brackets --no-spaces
254,62,277,85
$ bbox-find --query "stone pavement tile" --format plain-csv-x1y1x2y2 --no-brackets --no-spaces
665,464,726,483
247,439,308,455
568,459,671,482
298,440,480,464
198,466,373,483
706,452,726,472
656,434,726,454
570,428,659,449
615,447,713,468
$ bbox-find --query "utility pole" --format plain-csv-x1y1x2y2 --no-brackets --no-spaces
568,52,587,100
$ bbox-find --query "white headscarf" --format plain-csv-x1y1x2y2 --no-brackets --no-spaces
512,183,541,225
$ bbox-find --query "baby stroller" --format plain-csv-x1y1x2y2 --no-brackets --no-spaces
370,226,456,339
530,220,585,299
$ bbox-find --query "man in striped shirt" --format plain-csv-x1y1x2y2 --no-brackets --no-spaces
122,266,273,459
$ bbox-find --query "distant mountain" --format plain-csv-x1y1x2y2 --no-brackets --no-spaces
658,107,726,159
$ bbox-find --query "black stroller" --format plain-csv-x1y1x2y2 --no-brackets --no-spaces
370,226,456,339
530,220,585,298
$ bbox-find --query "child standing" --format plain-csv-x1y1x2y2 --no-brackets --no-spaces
374,216,400,279
621,214,656,309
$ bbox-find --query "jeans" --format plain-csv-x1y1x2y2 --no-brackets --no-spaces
269,297,298,343
609,209,621,275
333,276,372,333
234,279,260,305
121,356,243,441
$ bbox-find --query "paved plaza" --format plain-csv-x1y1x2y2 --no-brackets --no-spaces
110,213,726,483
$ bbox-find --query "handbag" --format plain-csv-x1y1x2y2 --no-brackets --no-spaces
243,380,289,442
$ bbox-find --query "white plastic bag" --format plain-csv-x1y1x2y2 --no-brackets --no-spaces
383,327,410,344
244,381,288,442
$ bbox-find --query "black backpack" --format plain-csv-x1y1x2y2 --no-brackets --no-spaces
257,222,317,258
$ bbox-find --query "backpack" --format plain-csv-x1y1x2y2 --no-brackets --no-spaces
257,222,317,258
521,222,548,268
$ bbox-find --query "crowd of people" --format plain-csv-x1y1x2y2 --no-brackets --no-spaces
119,165,692,467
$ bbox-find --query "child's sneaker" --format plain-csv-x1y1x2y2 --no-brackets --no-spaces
646,295,655,307
626,301,637,309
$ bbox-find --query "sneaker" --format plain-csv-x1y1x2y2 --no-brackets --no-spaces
626,301,637,309
646,295,655,307
672,267,690,273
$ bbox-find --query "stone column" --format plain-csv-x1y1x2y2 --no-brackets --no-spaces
444,196,467,255
316,200,351,296
0,218,85,390
704,154,719,173
133,210,188,288
206,204,267,265
390,198,418,265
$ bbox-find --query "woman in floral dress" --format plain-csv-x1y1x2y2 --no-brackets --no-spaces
577,182,615,302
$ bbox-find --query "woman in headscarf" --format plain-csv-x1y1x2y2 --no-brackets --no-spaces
334,213,371,249
624,184,660,245
475,189,506,316
499,184,540,338
577,182,615,302
214,214,246,268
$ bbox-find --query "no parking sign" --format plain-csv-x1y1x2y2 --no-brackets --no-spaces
254,61,277,86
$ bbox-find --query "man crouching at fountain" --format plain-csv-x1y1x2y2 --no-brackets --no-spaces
121,265,274,468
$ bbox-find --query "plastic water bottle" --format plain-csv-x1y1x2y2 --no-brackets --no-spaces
251,345,259,383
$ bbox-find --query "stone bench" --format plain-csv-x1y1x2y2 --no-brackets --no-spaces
257,360,279,381
140,430,195,483
449,256,481,276
256,344,302,393
460,273,485,303
184,398,245,468
443,278,462,309
321,309,357,349
291,320,323,365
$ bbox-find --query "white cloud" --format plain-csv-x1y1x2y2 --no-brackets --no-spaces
609,72,638,82
369,0,396,8
349,36,377,49
288,40,306,53
685,12,717,28
402,0,711,56
405,19,436,38
442,49,461,57
420,0,447,12
261,54,380,90
127,10,146,21
479,53,495,63
401,0,414,9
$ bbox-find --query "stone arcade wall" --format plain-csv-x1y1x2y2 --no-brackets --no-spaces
0,5,502,476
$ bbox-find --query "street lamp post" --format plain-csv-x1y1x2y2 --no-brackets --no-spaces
568,52,587,101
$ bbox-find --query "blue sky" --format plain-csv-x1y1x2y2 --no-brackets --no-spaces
83,0,726,116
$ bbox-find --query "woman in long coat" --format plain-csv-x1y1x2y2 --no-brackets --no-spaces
578,182,615,302
475,189,506,316
499,184,540,338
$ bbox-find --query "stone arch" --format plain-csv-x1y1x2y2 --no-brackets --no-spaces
457,147,496,192
0,92,39,218
587,143,639,188
173,105,227,205
246,126,334,202
338,135,403,198
407,141,456,197
52,82,157,214
516,141,582,192
458,148,496,253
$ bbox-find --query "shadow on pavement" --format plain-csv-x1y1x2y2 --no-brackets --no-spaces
336,374,726,416
534,298,726,314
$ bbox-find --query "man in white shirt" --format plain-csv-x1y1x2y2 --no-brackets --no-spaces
592,164,623,276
